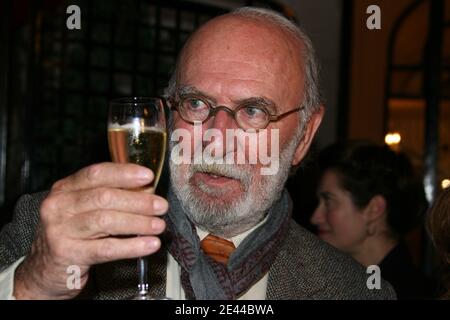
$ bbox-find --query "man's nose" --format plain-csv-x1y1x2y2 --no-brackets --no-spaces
202,109,238,157
208,108,238,132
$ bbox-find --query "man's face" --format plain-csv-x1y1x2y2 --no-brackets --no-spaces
169,17,311,237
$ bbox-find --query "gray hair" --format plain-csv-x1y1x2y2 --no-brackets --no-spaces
165,6,322,126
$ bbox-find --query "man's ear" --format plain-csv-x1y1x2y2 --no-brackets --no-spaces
292,105,324,166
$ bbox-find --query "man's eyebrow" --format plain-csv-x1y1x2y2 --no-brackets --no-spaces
177,86,278,113
234,97,277,114
177,86,217,103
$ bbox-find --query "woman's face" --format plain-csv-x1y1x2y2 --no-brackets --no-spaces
311,169,369,254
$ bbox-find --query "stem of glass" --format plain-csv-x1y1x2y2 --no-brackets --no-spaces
137,256,149,296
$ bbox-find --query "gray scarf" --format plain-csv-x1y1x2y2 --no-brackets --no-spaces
165,187,292,300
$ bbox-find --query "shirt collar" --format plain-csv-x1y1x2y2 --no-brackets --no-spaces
195,214,269,248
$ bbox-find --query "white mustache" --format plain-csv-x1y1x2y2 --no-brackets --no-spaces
190,163,252,190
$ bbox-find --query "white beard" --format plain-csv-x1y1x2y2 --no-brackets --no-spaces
169,131,302,238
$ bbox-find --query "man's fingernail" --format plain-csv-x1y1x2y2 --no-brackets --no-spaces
153,199,167,212
137,169,153,180
147,238,160,249
152,218,165,230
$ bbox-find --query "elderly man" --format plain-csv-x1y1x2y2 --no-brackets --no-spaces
0,7,395,299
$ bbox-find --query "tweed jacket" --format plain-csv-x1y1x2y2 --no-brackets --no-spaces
0,192,396,300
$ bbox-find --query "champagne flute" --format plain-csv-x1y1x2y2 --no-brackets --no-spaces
107,97,168,300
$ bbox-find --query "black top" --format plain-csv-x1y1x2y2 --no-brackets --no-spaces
379,242,436,299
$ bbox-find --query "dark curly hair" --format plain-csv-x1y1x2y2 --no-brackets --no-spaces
427,187,450,299
318,141,427,237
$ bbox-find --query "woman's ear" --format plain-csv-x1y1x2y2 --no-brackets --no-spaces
364,195,387,224
363,195,387,236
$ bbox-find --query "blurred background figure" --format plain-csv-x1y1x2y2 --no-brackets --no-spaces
427,187,450,299
310,141,436,299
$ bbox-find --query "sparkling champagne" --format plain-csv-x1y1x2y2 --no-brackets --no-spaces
108,126,167,192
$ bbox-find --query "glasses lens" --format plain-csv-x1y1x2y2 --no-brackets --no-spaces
179,97,210,122
236,105,269,130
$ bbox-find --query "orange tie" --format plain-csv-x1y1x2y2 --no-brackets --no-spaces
200,234,236,265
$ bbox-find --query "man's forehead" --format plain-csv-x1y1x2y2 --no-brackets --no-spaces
182,16,301,61
176,15,305,111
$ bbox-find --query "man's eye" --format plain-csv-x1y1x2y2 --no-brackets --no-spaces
242,106,265,118
184,98,207,111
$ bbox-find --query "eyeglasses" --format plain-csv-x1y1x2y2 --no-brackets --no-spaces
169,94,303,131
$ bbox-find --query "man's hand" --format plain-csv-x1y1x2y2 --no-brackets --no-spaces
13,163,168,299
